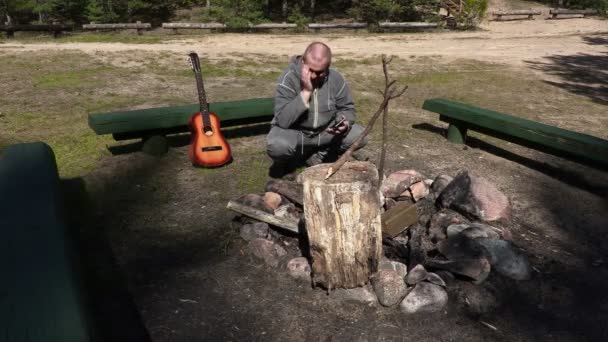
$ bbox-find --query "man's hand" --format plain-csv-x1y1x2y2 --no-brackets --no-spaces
327,115,350,135
301,63,313,92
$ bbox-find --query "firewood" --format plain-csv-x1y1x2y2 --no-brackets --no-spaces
226,200,299,234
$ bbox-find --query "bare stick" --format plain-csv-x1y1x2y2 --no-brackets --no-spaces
325,55,408,180
378,103,388,180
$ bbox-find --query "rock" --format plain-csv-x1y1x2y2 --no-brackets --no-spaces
476,238,531,280
334,285,378,306
263,192,282,210
286,257,311,282
400,282,448,314
430,174,453,196
425,272,447,288
274,203,300,222
409,181,430,202
425,257,491,284
265,179,303,206
424,178,434,186
378,259,408,278
405,264,428,285
438,233,486,262
248,238,287,268
381,170,425,198
235,193,274,213
435,271,456,286
428,209,470,242
446,223,501,240
240,222,269,241
372,269,408,307
437,170,511,222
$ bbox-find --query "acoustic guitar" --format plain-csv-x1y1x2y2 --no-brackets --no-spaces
187,52,231,167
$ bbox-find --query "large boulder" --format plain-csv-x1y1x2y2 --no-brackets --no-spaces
400,282,448,314
476,238,531,280
438,170,510,222
286,257,311,282
378,259,408,279
372,269,408,307
240,222,269,241
381,170,425,198
248,238,287,268
429,209,469,242
430,174,454,196
428,209,470,242
334,286,378,306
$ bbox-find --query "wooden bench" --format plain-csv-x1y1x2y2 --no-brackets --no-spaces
82,22,151,35
162,22,226,34
251,23,298,31
492,9,542,20
378,22,439,31
88,97,274,155
422,98,608,168
308,22,367,33
549,8,599,19
0,142,95,341
0,24,72,38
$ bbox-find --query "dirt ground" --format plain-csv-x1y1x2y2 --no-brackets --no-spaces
3,7,608,342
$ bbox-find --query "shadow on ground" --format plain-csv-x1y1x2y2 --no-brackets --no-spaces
412,122,608,197
525,35,608,104
107,123,271,155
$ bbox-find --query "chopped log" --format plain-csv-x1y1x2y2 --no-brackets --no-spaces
378,22,438,28
83,23,151,29
381,201,418,237
265,179,303,206
226,200,299,234
308,23,367,29
253,23,297,29
162,22,226,29
300,161,383,289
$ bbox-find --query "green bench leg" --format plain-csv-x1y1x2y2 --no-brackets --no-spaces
142,135,169,156
447,123,467,144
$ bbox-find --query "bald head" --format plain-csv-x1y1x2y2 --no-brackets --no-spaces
303,42,332,70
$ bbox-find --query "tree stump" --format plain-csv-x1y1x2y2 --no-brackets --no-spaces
299,161,383,289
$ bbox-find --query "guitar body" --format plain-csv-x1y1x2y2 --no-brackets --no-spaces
187,52,232,167
188,111,231,167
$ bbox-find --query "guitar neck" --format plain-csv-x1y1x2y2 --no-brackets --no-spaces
194,70,211,127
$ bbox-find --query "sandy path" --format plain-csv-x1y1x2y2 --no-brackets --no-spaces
1,19,606,66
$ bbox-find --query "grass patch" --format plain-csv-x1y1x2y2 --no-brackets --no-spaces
15,32,168,44
34,67,113,89
2,49,606,181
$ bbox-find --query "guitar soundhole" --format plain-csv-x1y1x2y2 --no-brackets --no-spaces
203,126,213,134
202,146,223,152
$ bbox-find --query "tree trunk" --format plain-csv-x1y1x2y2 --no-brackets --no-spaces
310,0,315,16
282,0,288,18
206,0,210,8
300,161,383,289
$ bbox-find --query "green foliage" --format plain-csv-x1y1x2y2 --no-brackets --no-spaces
200,0,266,27
458,0,488,27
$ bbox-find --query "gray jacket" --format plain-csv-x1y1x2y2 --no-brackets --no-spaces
273,56,356,134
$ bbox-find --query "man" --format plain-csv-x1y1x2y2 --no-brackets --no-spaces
267,42,367,178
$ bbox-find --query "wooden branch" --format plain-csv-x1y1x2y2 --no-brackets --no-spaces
226,200,299,234
325,55,408,179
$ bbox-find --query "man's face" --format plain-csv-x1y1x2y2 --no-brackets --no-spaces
303,56,328,87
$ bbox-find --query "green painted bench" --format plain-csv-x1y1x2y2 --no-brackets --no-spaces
0,142,95,341
422,98,608,168
88,97,274,155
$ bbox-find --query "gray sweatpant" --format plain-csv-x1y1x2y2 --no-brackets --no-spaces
266,124,368,162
